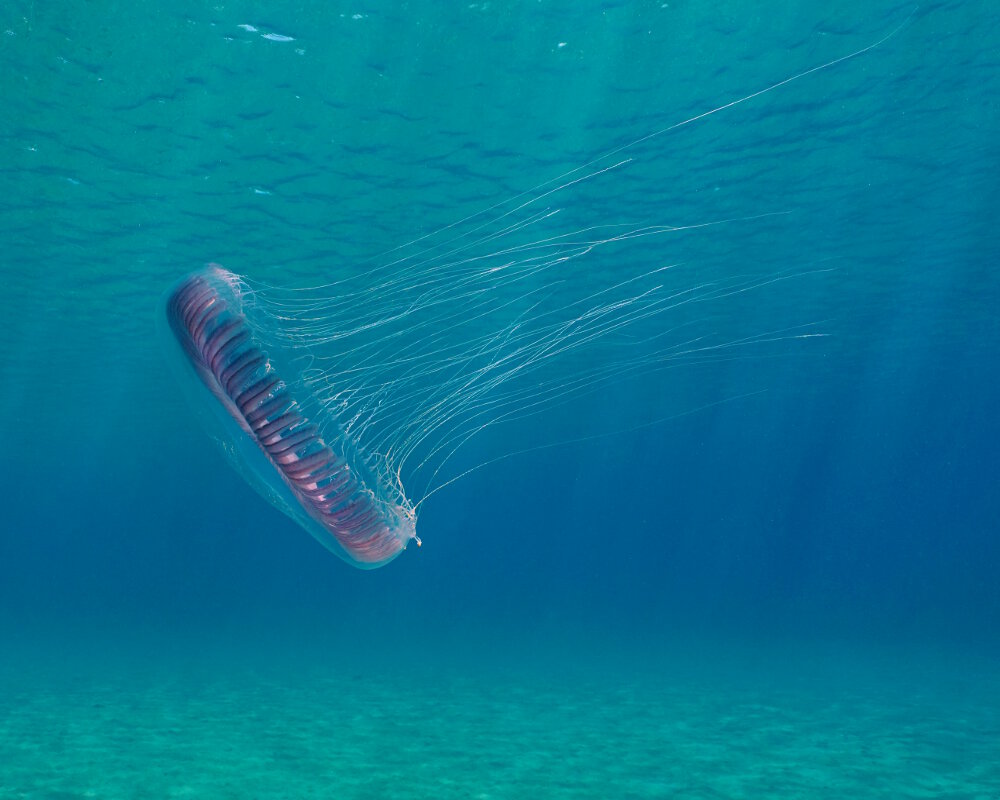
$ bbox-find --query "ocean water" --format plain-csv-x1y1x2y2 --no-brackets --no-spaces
2,1,999,797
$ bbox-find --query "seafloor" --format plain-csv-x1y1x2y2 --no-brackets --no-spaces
0,638,996,799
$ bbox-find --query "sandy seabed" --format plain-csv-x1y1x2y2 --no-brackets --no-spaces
0,638,997,799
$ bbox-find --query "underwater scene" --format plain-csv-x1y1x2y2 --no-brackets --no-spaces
2,1,999,797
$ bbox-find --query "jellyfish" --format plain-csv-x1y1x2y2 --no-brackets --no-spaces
162,212,816,569
161,207,743,569
160,18,909,568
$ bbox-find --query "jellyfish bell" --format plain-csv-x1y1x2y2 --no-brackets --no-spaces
160,264,419,569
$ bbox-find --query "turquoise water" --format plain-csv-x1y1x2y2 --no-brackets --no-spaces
3,1,999,797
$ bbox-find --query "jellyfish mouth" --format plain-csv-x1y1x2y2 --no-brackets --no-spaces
165,265,416,568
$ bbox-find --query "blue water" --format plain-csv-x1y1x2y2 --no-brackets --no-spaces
2,1,999,797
